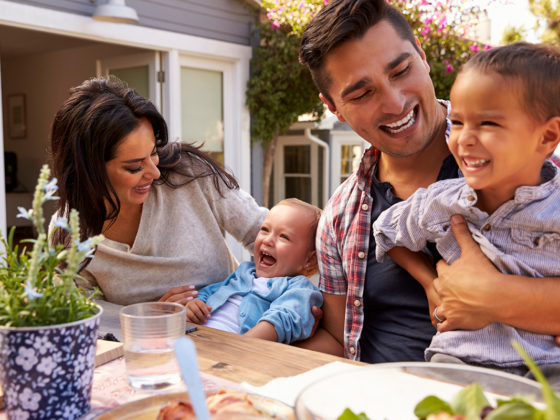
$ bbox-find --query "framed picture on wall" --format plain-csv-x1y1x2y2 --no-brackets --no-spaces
8,94,26,139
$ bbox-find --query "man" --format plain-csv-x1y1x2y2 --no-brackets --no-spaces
298,0,560,362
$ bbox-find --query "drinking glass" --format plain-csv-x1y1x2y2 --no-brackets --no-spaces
120,302,186,390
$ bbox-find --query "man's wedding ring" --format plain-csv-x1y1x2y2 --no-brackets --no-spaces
433,306,444,323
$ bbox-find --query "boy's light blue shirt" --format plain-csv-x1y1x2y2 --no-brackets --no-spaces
373,160,560,367
197,261,323,344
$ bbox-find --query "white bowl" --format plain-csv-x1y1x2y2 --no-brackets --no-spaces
294,362,543,419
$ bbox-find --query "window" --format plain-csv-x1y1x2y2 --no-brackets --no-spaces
180,67,224,165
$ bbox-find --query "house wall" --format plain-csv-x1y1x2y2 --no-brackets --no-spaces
13,0,257,45
1,43,145,192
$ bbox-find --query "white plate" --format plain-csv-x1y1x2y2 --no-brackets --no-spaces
294,362,544,419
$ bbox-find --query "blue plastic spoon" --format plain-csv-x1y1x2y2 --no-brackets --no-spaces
174,336,210,420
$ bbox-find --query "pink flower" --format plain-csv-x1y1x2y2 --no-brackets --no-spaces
444,60,453,74
469,44,480,53
420,25,432,36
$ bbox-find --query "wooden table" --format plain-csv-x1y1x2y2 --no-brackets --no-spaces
188,325,364,386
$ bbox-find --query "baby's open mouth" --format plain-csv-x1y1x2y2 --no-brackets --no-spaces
259,252,276,266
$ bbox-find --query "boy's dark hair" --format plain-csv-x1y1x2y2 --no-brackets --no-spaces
461,42,560,122
299,0,419,103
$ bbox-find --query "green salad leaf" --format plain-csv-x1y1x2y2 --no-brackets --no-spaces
512,341,560,420
451,383,490,420
414,395,454,418
337,408,370,420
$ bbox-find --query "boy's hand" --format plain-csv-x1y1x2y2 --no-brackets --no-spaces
186,299,212,324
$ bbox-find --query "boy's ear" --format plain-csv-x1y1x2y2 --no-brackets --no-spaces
320,93,346,123
539,116,560,155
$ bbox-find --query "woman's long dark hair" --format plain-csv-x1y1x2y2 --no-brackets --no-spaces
50,77,238,247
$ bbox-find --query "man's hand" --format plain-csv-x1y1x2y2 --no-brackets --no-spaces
433,214,497,332
310,305,324,337
186,299,211,324
158,285,198,305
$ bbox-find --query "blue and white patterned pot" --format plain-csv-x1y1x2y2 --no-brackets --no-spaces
0,306,102,420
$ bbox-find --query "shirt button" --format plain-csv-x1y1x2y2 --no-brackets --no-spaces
482,224,491,232
349,347,356,354
361,204,369,211
354,299,361,307
467,195,475,202
358,251,365,259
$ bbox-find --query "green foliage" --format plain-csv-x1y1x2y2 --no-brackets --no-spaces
392,0,491,100
501,25,527,44
529,0,560,46
246,20,324,145
0,165,104,327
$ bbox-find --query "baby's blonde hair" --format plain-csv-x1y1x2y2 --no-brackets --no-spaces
274,198,322,276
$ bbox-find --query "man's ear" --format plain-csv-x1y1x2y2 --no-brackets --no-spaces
415,36,430,72
320,93,346,123
538,116,560,155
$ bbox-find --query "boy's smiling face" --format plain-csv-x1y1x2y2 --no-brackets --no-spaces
448,68,554,213
254,204,316,279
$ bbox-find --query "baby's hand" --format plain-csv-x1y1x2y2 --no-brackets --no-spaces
186,299,212,324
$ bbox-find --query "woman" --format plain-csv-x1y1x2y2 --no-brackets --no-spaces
50,77,267,307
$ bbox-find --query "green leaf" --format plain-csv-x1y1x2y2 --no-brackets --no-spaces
414,395,454,418
336,408,370,420
485,400,539,420
451,383,490,420
512,341,560,420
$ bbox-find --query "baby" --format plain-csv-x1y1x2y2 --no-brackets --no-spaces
187,198,323,344
373,42,560,388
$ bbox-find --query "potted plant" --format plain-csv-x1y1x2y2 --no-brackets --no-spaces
0,164,105,419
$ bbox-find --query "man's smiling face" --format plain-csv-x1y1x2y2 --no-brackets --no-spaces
322,20,442,158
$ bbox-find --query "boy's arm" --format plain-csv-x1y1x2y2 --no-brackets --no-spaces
244,321,278,341
373,187,435,263
388,247,439,327
294,293,345,356
256,277,323,343
435,215,560,335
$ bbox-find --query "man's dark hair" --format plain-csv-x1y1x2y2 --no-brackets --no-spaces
460,42,560,122
299,0,419,103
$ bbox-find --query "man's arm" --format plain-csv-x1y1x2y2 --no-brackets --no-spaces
294,293,345,356
434,215,560,335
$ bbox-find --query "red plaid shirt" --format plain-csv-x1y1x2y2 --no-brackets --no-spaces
316,100,452,360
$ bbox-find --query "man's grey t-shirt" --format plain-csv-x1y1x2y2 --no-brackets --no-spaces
359,154,458,363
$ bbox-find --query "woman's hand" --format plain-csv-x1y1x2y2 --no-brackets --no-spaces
186,299,211,324
158,285,198,305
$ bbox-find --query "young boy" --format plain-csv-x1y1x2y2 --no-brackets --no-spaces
186,198,323,344
373,42,560,387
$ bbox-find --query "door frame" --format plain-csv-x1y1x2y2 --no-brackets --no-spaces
97,52,162,110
